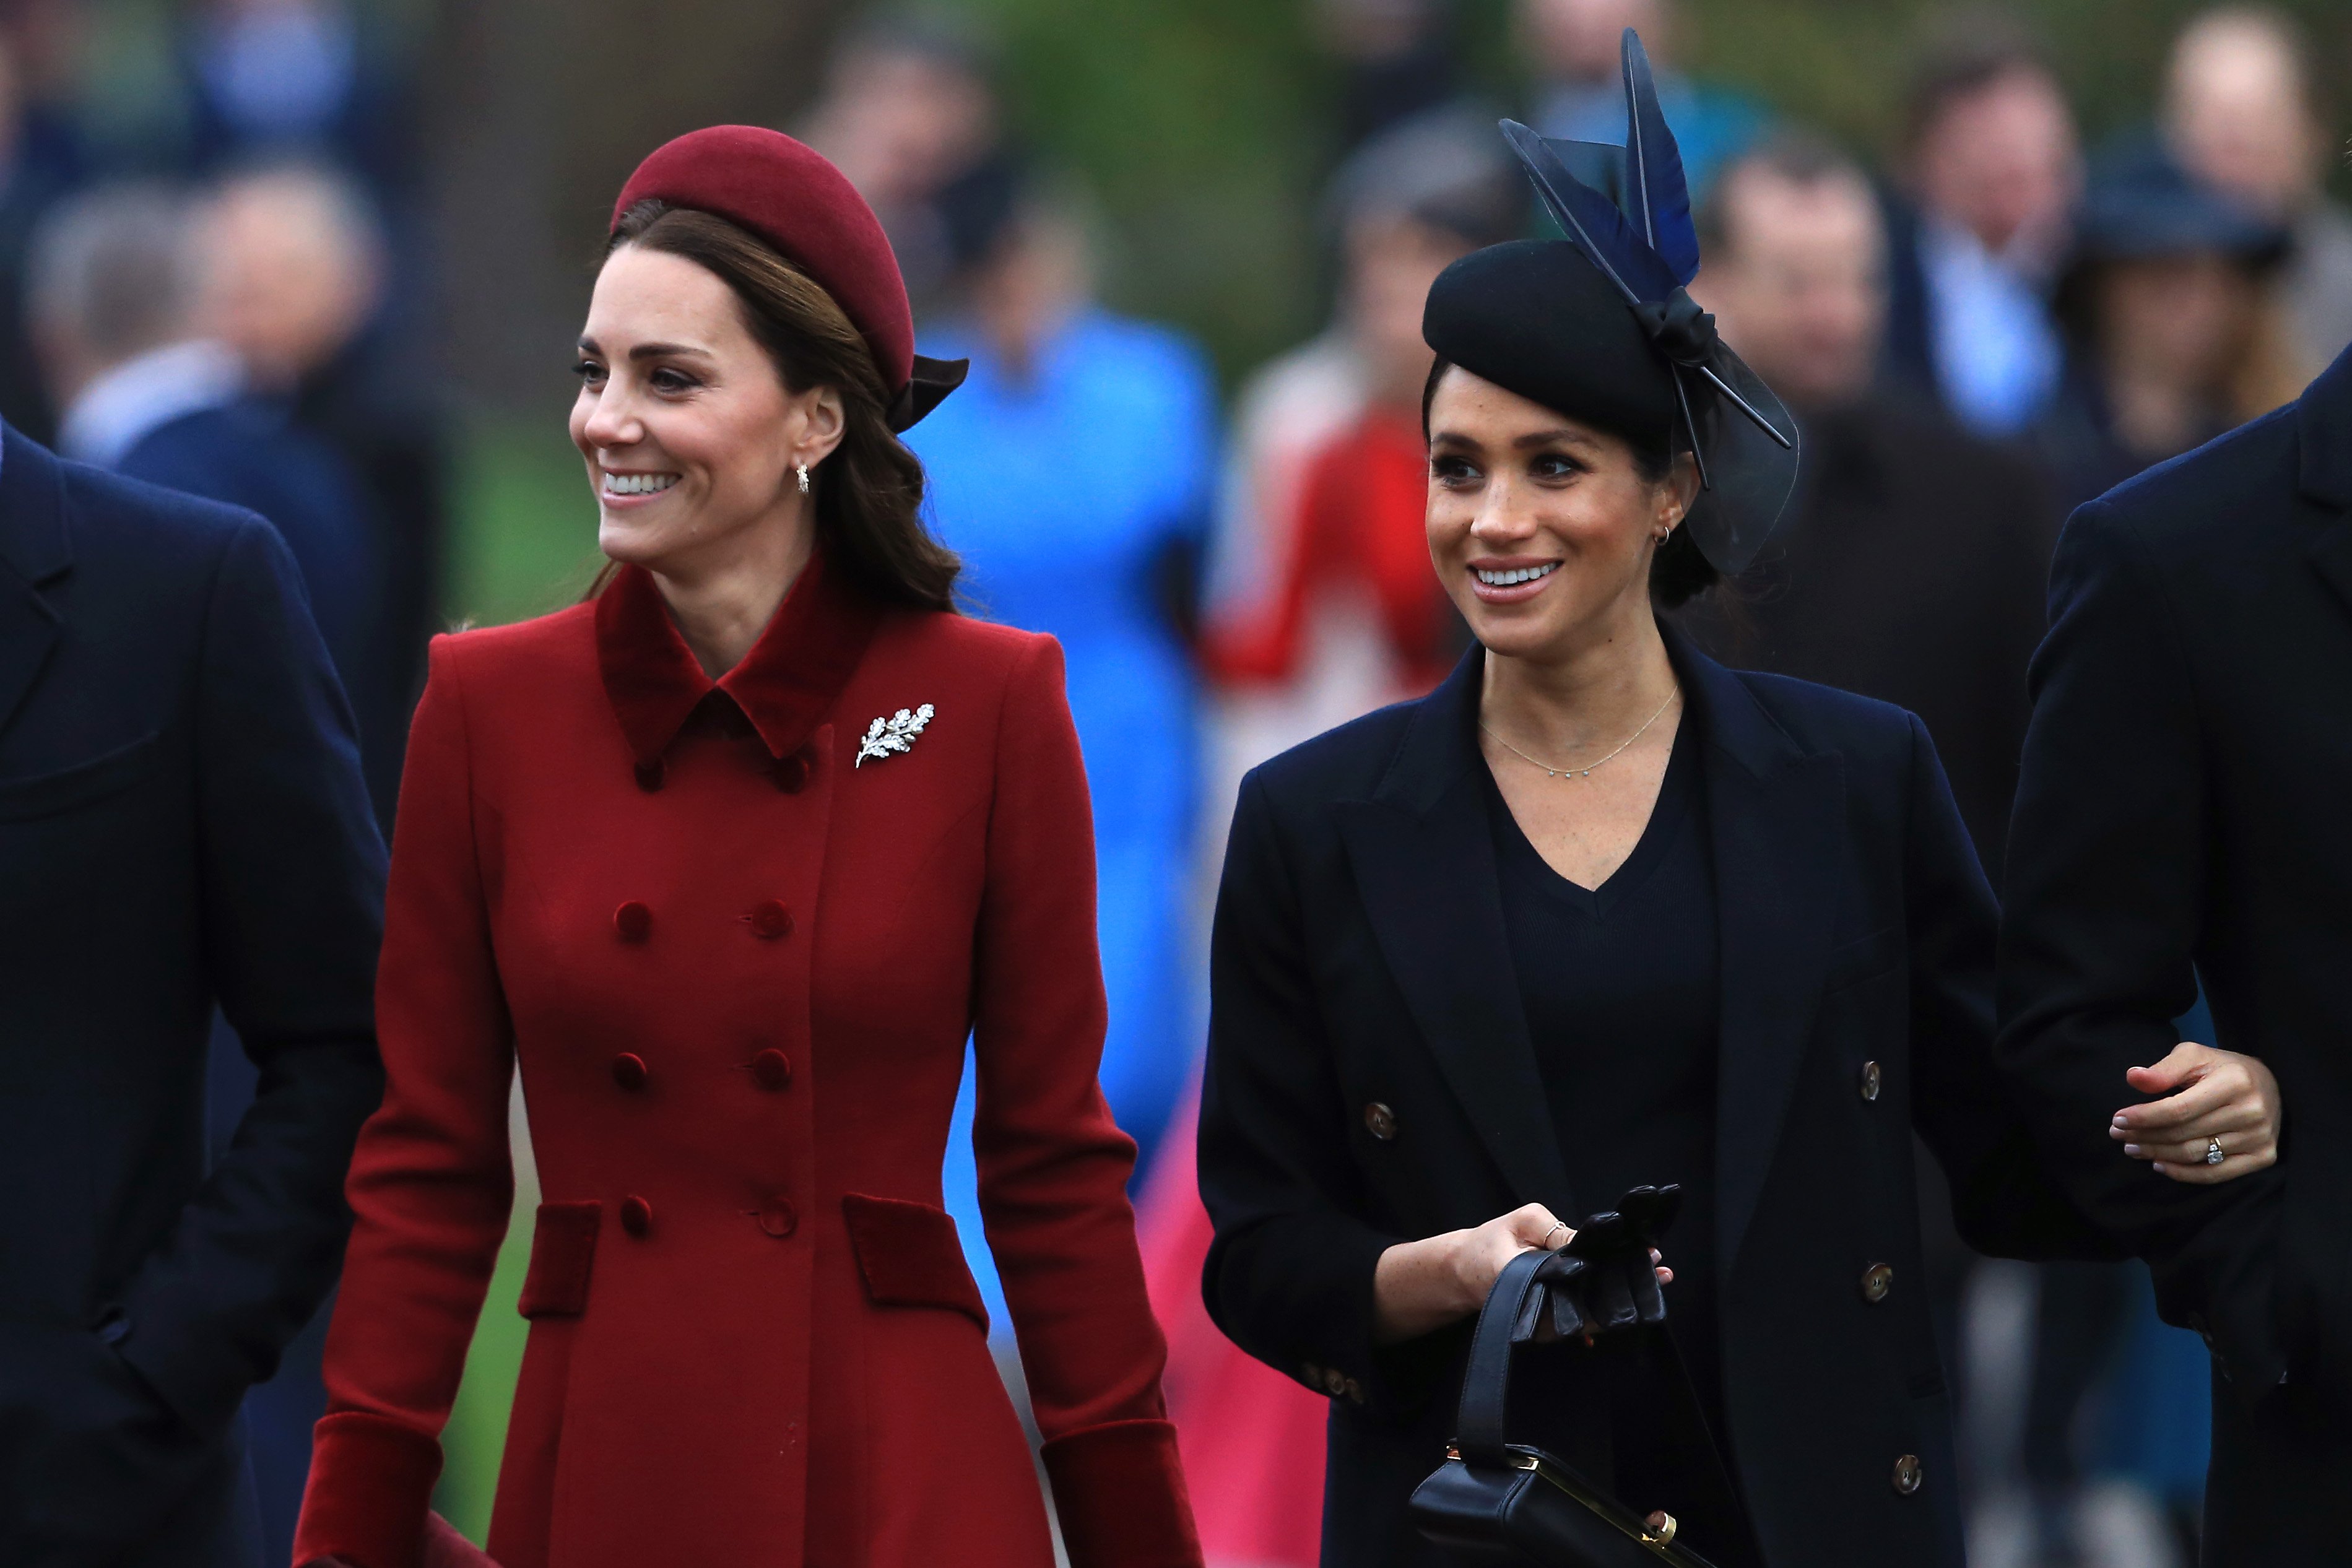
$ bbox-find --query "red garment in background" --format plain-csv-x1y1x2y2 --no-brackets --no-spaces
1205,407,1457,694
1139,1090,1327,1568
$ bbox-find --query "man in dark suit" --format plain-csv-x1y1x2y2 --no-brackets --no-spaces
0,412,386,1565
1997,344,2352,1559
1677,132,2063,881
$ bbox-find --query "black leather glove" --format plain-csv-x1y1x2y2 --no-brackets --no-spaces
1512,1185,1682,1344
0,1323,214,1566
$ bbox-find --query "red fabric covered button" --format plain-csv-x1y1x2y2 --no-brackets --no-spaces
771,750,811,794
758,1197,798,1238
749,900,793,940
611,1053,648,1091
620,1195,653,1237
633,758,664,792
614,901,652,943
752,1049,792,1091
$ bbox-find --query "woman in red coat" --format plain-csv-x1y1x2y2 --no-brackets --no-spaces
290,128,1202,1568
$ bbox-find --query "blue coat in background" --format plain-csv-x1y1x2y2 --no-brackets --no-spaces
908,308,1217,1324
0,427,386,1568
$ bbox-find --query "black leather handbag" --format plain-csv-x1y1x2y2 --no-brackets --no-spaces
1408,1246,1721,1567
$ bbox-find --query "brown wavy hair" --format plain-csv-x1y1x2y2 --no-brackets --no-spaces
604,198,960,612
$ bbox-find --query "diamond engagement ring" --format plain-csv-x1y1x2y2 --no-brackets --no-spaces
2205,1138,2226,1166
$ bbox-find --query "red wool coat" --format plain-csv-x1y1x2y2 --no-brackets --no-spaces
292,557,1200,1568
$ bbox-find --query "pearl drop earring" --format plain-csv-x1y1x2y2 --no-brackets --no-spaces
796,462,811,495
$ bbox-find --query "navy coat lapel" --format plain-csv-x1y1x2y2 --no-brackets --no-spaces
2296,345,2352,618
0,427,70,741
1335,653,1576,1217
1669,636,1846,1278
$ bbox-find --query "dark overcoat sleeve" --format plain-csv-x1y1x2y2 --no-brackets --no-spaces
1894,711,2123,1261
1199,770,1417,1410
115,516,388,1432
1995,500,2284,1384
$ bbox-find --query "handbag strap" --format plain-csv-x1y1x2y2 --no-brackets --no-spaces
1454,1247,1550,1466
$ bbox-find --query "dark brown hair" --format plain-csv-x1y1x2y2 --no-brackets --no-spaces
1421,358,1717,609
605,198,960,612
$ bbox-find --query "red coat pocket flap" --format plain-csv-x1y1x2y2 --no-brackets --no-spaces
841,1193,989,1333
517,1200,602,1320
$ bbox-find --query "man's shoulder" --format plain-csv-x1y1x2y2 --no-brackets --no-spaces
43,436,277,573
2083,402,2302,557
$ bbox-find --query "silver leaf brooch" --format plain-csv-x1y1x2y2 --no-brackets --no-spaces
855,703,935,768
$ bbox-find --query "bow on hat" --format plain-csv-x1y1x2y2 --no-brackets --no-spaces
1498,31,1801,576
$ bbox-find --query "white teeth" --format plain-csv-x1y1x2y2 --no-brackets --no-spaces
1476,563,1560,587
603,472,679,496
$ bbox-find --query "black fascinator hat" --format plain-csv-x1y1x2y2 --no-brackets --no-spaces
1423,30,1800,575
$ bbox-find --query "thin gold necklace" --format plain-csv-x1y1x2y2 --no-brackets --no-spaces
1481,688,1680,780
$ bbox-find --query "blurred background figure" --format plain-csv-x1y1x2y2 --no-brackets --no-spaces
0,15,88,442
1883,16,2081,438
2161,5,2352,382
2035,153,2288,513
1683,131,2061,893
1314,0,1465,157
177,0,407,197
1518,0,1761,199
800,6,1004,316
1202,108,1517,795
911,154,1218,1197
200,160,433,823
24,176,384,1568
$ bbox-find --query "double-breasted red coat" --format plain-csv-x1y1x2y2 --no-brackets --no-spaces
292,555,1200,1568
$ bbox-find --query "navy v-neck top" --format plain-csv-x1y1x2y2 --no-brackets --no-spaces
1483,718,1727,1442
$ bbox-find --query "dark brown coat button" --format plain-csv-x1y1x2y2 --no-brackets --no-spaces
620,1195,653,1237
1860,1061,1883,1102
752,1049,793,1091
611,1052,648,1091
749,900,793,940
1892,1453,1923,1494
1364,1102,1398,1141
1861,1263,1894,1303
614,901,652,942
758,1197,798,1237
633,758,664,792
771,750,812,794
1322,1366,1348,1397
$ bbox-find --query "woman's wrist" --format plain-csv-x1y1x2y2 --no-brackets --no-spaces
1372,1229,1473,1345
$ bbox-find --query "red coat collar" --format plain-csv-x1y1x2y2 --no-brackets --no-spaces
595,552,879,767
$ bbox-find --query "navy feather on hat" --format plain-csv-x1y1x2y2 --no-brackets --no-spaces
1421,30,1801,574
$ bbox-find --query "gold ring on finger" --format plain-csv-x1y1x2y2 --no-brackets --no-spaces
2204,1137,2226,1166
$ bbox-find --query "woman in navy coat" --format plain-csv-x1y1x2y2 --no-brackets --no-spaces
1196,48,2281,1568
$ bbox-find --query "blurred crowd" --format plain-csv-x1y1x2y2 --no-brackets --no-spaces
5,2,2344,1566
794,6,2350,1568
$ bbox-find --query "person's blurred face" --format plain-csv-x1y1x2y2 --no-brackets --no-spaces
1913,67,2080,261
198,177,378,384
571,246,842,583
1693,163,1886,409
820,47,994,205
1425,366,1696,664
1519,0,1667,84
968,207,1091,372
2095,251,2258,393
2164,15,2325,217
1347,214,1475,409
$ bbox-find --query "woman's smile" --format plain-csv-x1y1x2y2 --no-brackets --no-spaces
1469,557,1562,604
599,467,682,506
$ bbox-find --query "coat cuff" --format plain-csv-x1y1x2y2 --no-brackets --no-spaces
292,1410,443,1568
1041,1418,1202,1568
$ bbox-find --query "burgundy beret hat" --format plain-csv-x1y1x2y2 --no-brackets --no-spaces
611,125,965,431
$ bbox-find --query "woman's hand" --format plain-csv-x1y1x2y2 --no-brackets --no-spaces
1371,1203,1672,1345
2111,1042,2281,1184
